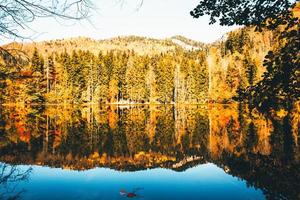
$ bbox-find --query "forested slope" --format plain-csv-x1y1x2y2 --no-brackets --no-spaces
0,24,286,105
207,27,274,101
0,36,208,104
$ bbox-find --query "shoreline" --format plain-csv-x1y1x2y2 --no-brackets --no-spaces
0,102,238,108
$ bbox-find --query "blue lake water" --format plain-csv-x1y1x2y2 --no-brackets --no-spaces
2,163,264,200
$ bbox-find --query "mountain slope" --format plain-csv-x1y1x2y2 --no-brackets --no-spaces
0,25,278,104
2,35,203,57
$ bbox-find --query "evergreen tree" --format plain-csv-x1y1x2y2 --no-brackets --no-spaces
31,48,44,73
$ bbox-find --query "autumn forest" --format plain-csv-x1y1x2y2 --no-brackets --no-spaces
0,28,274,105
0,0,299,200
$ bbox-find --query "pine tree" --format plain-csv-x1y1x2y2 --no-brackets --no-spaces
31,48,44,73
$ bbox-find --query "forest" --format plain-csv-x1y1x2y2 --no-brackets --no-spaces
0,45,208,104
0,29,274,105
0,1,299,199
0,2,299,114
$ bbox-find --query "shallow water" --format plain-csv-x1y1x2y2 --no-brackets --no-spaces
0,104,299,200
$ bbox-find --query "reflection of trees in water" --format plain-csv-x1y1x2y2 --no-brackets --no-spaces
210,104,299,200
0,163,32,200
0,104,298,159
0,104,299,199
0,105,209,168
270,114,295,163
244,122,258,153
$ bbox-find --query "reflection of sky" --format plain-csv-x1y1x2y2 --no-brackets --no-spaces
14,163,264,200
1,0,239,45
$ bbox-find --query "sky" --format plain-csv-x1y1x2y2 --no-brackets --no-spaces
3,0,239,44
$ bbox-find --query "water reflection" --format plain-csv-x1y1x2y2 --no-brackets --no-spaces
0,163,32,200
0,104,299,200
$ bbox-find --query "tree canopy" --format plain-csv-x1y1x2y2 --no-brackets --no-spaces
191,0,300,112
190,0,297,30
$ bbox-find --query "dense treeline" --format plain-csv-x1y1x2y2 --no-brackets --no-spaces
0,105,210,169
192,0,300,113
206,27,271,102
0,47,208,104
0,30,273,106
0,29,268,106
0,12,298,109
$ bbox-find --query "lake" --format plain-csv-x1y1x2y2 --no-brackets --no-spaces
0,104,299,200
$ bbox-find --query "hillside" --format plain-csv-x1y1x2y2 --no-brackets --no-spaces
0,21,285,105
0,35,209,105
170,35,205,50
2,35,202,57
206,27,274,101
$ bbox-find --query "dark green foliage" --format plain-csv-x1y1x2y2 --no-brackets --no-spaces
226,65,239,89
245,122,258,152
225,29,251,54
243,54,257,86
31,48,44,73
190,0,295,29
52,49,208,104
46,54,56,92
242,22,300,112
191,0,299,111
153,53,175,103
25,77,46,104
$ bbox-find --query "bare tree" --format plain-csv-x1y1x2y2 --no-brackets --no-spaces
0,0,93,40
0,0,93,63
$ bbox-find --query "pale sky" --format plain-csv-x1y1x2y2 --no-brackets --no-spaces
2,0,239,44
